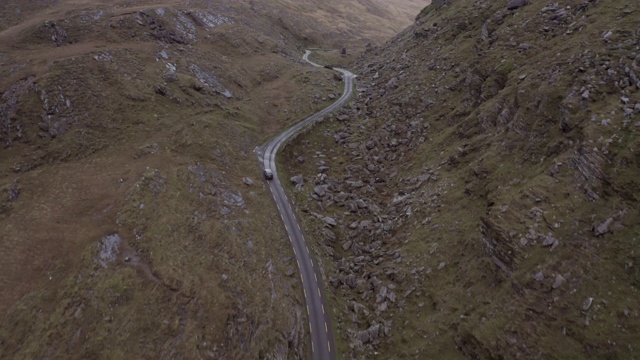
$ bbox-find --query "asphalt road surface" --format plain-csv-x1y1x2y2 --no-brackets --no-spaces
256,51,355,360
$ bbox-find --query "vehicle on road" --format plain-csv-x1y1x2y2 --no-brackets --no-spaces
263,168,274,180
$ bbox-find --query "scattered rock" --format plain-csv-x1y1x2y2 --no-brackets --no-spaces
357,330,370,344
594,218,613,236
359,220,372,229
387,291,396,303
385,77,399,90
437,261,446,270
93,52,113,62
481,20,489,41
376,286,388,303
533,271,544,282
324,217,337,227
323,228,337,241
552,274,566,289
377,302,388,313
368,323,381,341
542,234,559,249
342,241,353,251
4,180,20,202
291,175,304,187
97,234,121,268
164,72,179,82
356,323,384,345
355,199,367,209
582,297,593,311
314,185,327,197
370,276,382,289
224,192,245,207
243,177,254,186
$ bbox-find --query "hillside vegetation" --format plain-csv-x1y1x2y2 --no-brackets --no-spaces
0,0,427,359
281,0,640,358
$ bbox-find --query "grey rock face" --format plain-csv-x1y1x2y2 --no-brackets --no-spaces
189,63,233,98
97,234,121,268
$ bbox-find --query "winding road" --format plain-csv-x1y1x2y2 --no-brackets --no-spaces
255,51,355,360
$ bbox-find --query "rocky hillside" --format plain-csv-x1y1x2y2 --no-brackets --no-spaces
281,0,640,358
0,0,426,359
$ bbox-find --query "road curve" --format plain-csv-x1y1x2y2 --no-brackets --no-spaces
256,51,355,360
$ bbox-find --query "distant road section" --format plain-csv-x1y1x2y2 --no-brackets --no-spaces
256,50,355,360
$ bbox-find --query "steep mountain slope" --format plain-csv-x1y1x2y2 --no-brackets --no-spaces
281,0,640,358
0,0,427,359
0,4,322,360
252,0,429,48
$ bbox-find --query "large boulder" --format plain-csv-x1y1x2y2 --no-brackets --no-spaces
507,0,529,10
290,175,304,187
324,217,337,227
314,185,327,197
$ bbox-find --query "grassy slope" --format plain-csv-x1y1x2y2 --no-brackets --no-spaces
0,0,397,358
281,0,640,359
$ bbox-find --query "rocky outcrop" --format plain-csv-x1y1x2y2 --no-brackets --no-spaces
0,77,35,145
137,11,187,44
189,63,233,99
